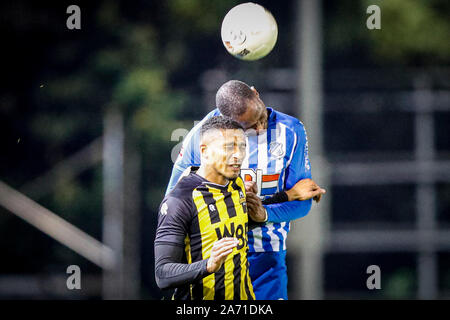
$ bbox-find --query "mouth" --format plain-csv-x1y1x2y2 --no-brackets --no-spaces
228,164,241,172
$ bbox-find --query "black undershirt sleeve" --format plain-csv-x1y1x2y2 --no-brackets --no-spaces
262,191,289,205
154,242,211,290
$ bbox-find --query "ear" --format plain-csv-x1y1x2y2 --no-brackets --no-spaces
250,86,259,97
200,144,207,158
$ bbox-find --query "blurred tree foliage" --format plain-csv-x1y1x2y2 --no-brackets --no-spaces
0,0,244,298
326,0,450,66
0,0,448,299
384,268,416,299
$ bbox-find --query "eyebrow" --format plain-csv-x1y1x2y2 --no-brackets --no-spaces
223,141,247,146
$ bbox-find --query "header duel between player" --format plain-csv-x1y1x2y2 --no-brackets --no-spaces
155,2,326,300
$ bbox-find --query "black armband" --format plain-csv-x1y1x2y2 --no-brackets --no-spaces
262,191,288,205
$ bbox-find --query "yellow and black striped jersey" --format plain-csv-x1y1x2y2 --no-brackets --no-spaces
155,169,255,300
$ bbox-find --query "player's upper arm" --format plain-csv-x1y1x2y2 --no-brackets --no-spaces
284,120,311,189
165,129,200,194
264,120,312,223
155,196,193,247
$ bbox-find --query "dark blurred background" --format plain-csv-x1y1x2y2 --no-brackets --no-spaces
0,0,449,299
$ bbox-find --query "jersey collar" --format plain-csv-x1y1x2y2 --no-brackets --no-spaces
190,167,232,191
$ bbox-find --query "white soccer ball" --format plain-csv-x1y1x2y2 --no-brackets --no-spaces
221,2,278,61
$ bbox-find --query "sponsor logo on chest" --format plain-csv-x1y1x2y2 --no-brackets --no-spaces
240,168,280,197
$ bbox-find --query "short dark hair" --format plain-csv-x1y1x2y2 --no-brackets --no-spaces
200,115,244,138
215,80,257,117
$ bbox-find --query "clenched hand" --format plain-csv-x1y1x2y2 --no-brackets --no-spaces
244,181,257,194
206,237,239,273
246,192,267,222
286,178,326,203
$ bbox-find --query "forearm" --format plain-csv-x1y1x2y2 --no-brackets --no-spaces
155,243,210,290
264,199,312,223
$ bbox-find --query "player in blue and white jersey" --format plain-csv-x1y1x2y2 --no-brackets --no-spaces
166,80,325,300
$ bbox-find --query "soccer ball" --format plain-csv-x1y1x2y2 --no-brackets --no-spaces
221,3,278,61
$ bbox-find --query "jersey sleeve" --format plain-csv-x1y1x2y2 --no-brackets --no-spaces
154,195,212,289
155,196,192,247
264,121,312,223
154,243,210,290
165,110,219,195
165,129,201,195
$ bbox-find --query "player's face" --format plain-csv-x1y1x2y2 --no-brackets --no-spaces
234,94,267,134
206,129,246,181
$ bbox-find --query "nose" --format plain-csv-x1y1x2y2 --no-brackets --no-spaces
231,146,245,161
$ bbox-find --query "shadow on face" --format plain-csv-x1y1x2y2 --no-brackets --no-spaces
201,128,247,181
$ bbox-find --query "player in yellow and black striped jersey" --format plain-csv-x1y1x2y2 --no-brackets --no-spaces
154,116,265,300
155,167,254,300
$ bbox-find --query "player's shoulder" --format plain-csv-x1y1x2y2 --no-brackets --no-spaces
159,170,204,219
192,109,221,131
182,108,221,142
270,108,304,128
167,170,204,200
270,108,307,138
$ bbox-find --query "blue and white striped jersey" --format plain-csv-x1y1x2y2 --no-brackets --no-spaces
166,107,312,252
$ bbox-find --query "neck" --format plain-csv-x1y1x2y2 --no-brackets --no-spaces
196,165,228,186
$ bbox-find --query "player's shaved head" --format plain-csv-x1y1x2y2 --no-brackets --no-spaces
216,80,257,117
200,115,244,143
215,80,267,132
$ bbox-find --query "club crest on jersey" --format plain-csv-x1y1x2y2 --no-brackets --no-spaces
160,202,168,216
269,142,285,159
240,168,280,197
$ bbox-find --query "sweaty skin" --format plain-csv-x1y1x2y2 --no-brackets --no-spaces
196,128,246,185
